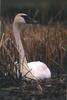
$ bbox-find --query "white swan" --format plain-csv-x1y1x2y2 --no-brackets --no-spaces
13,13,51,80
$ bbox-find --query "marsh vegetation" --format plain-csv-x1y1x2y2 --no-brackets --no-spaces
0,22,67,100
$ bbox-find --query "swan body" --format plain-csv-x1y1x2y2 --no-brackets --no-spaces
28,61,51,79
13,13,51,80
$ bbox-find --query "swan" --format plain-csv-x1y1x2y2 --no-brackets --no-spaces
13,13,51,80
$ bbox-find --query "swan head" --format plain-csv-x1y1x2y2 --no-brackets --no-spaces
13,13,28,32
13,13,33,31
14,13,28,24
13,13,33,25
13,13,38,26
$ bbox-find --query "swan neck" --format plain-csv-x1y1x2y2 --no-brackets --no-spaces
13,22,32,77
13,22,24,58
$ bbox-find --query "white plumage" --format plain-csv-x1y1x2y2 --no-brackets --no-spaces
13,13,51,80
28,61,51,79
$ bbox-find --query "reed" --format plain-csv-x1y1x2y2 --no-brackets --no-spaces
0,22,67,79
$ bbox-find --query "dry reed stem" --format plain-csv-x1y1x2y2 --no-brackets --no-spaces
0,23,67,79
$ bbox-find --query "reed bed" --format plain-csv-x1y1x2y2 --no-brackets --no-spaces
0,22,67,78
0,22,67,100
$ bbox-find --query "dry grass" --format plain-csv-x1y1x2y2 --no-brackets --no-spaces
0,22,67,79
0,22,66,100
20,23,67,66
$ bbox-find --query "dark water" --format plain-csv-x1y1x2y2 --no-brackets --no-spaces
0,75,66,100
